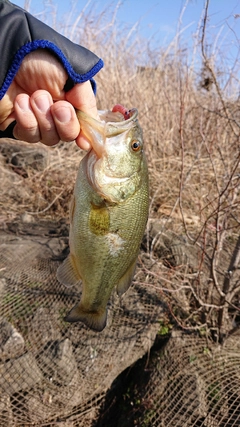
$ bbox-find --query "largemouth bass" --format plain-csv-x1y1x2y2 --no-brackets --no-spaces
57,106,149,332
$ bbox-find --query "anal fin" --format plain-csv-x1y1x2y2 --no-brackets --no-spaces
116,258,137,297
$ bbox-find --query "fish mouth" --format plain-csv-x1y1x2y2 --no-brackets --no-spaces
76,108,138,158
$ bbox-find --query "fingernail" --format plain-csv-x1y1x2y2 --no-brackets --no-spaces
54,106,72,123
16,96,30,111
34,94,51,112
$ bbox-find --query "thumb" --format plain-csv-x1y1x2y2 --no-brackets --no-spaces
65,81,99,119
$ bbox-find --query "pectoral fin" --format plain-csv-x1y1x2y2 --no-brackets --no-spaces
57,254,81,287
116,258,137,296
64,304,107,332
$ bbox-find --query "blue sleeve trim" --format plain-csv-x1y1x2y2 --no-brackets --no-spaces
0,40,104,99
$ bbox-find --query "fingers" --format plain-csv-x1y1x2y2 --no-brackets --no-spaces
51,102,80,142
66,81,99,150
12,82,98,150
66,81,99,118
13,94,40,142
15,50,68,99
13,91,80,146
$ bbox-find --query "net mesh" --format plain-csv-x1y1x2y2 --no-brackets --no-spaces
0,220,163,426
0,139,239,426
98,330,240,427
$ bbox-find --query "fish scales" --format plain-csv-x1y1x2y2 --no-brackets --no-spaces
57,107,149,332
73,153,148,298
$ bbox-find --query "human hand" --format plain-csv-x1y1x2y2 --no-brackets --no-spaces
0,50,99,150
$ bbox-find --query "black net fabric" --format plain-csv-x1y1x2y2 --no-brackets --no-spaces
136,331,240,427
0,224,163,426
1,221,240,426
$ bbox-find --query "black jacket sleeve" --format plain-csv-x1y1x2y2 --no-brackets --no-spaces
0,0,104,138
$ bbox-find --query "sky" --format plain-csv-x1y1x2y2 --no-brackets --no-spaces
12,0,240,40
12,0,240,68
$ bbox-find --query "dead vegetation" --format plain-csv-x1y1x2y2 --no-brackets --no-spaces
2,0,238,342
0,1,240,425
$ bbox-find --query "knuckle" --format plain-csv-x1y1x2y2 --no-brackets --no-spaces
14,124,40,143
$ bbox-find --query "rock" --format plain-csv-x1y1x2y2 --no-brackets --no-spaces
27,368,83,423
0,319,25,361
28,307,61,348
27,394,54,423
37,339,78,387
21,212,35,223
0,139,49,173
0,352,43,394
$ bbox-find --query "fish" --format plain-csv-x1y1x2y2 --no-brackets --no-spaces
57,105,149,332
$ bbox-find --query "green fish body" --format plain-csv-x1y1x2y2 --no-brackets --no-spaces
57,108,149,331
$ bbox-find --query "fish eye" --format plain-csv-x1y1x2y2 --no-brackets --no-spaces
131,140,142,152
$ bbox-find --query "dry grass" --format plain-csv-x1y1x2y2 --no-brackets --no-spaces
2,1,240,341
0,140,83,221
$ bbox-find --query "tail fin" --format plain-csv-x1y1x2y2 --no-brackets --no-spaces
64,304,107,332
